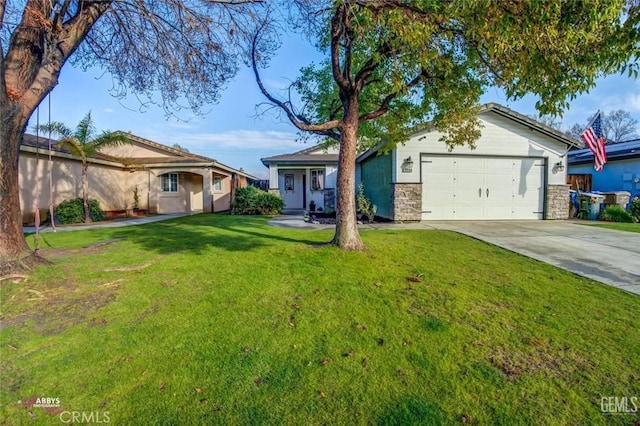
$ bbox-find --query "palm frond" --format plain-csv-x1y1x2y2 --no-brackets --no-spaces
34,121,72,138
89,131,131,154
56,137,87,163
75,111,97,144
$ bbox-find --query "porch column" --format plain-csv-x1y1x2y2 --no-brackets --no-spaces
269,165,279,191
203,171,213,213
148,170,159,214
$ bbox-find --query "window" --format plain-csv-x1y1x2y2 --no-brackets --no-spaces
284,174,294,191
161,173,178,192
214,176,222,192
310,169,324,190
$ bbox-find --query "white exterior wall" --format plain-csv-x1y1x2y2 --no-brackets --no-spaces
309,144,340,155
393,113,568,184
325,165,338,189
270,163,338,210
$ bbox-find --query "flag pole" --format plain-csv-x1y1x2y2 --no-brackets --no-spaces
583,110,600,131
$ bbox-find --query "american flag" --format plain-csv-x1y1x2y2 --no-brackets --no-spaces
580,112,607,171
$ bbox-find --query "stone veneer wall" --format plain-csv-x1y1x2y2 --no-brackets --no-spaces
391,183,422,222
545,184,570,219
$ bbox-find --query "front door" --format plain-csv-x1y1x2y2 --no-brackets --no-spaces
279,171,304,209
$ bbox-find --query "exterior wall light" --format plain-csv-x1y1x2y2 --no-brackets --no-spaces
401,157,414,173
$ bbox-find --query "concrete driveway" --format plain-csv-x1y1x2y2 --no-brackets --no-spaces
425,221,640,296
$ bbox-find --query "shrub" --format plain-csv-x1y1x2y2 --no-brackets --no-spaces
356,183,377,222
600,205,634,223
54,198,105,224
232,186,284,215
630,197,640,223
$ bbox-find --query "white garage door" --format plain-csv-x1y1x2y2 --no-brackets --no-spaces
421,156,545,220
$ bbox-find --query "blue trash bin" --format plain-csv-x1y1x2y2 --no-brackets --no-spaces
587,195,604,220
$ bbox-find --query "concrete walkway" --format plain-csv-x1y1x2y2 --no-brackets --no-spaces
23,213,189,233
269,216,640,295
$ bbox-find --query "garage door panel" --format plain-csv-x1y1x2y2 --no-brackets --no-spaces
421,155,545,220
484,187,514,219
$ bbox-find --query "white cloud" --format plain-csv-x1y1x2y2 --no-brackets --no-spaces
103,108,114,113
147,129,306,152
624,92,640,113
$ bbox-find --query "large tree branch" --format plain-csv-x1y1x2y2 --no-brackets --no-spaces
4,0,112,106
251,24,341,138
358,69,435,123
4,0,52,94
353,41,396,92
58,1,113,60
330,3,350,92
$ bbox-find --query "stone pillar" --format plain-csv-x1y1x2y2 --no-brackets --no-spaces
391,183,422,222
545,184,570,219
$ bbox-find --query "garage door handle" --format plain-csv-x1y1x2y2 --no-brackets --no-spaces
478,188,482,197
486,188,490,198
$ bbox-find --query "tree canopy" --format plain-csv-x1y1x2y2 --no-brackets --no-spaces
253,0,640,250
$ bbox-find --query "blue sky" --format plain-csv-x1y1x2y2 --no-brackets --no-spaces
27,35,640,180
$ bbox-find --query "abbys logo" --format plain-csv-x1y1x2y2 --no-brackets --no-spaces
14,395,62,414
601,396,639,415
32,397,61,408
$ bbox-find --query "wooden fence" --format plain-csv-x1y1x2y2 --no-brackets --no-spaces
567,174,592,192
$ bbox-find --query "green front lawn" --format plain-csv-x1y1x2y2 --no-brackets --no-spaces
579,222,640,233
1,215,638,425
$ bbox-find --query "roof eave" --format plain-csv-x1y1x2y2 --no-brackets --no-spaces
20,145,124,168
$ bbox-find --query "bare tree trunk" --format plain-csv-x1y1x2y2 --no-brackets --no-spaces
0,109,31,260
82,165,91,223
331,100,364,250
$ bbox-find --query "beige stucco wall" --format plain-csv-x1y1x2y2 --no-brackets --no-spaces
213,173,231,212
19,152,131,224
153,170,210,214
100,140,174,158
19,144,247,223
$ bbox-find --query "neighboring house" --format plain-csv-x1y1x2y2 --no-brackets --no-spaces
19,132,256,224
567,138,640,200
261,144,340,212
356,103,580,221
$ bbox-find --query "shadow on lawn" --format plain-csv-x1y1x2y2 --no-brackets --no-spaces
109,214,323,254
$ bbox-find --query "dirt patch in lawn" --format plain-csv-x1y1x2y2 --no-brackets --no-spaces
488,342,591,379
0,286,117,335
